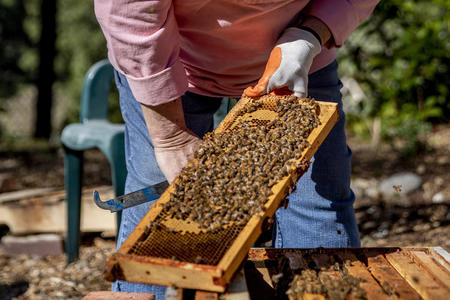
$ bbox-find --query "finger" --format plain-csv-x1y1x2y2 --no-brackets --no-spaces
244,47,282,97
292,77,308,98
244,83,266,97
293,91,307,98
269,87,292,96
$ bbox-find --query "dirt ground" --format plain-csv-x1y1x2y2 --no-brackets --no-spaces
351,125,449,250
0,125,448,299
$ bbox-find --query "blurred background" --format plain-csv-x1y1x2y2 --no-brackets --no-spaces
0,0,448,152
0,0,449,298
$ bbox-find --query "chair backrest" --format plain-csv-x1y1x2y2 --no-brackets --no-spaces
80,59,114,123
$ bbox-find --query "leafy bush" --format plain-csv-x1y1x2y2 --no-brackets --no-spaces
1,1,448,144
339,0,449,154
55,0,126,125
0,0,33,99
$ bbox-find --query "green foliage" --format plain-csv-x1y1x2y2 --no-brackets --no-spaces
20,0,40,78
55,0,122,125
1,0,120,137
1,0,448,143
55,0,109,124
380,101,432,157
339,0,449,154
0,0,33,99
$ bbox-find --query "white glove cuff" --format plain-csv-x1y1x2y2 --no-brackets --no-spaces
276,27,322,51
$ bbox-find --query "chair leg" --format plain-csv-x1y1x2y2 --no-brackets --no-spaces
64,147,84,264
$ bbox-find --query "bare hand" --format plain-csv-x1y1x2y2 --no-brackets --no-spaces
141,98,201,183
153,130,201,183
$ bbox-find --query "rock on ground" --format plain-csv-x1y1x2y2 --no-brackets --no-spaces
378,172,422,199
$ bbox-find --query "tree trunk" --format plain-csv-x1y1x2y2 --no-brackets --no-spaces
34,0,57,139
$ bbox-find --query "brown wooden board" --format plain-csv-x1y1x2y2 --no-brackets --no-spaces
410,250,450,290
160,249,450,299
430,247,450,271
337,252,388,299
0,185,116,234
104,96,339,292
175,248,450,299
311,253,342,282
302,294,326,300
365,249,421,300
385,250,450,300
243,248,450,300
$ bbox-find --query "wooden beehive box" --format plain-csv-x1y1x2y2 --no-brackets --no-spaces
104,95,339,292
245,247,450,300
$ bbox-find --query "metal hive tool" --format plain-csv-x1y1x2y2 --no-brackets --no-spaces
104,94,339,292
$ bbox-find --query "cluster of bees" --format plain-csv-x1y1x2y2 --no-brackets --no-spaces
286,264,367,300
155,95,321,233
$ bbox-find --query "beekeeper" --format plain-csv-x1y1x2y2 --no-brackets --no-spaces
95,0,379,297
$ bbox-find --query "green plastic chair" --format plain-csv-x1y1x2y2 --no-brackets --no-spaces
61,60,126,263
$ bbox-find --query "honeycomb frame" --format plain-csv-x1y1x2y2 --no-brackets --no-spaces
104,95,339,292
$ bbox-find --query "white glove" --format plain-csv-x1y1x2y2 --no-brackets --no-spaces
244,27,321,98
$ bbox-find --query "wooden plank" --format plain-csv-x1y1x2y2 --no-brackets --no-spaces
409,250,450,290
430,247,450,271
0,187,59,203
255,261,275,289
385,251,448,300
301,294,326,300
311,253,341,281
105,254,225,292
337,251,389,300
294,253,337,300
0,185,115,234
366,250,421,300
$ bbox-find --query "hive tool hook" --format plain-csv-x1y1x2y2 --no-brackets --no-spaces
93,181,169,212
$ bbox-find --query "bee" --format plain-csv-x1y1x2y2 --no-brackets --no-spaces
194,255,203,264
393,185,402,192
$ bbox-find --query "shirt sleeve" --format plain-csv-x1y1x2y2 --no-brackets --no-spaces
94,0,188,106
304,0,380,48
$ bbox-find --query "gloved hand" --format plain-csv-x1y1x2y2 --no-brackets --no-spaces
244,27,321,98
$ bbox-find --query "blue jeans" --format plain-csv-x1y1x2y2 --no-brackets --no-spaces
112,60,360,298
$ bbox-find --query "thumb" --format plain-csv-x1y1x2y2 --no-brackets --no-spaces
244,47,282,97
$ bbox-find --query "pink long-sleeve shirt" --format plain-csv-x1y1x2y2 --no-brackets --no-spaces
95,0,378,106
